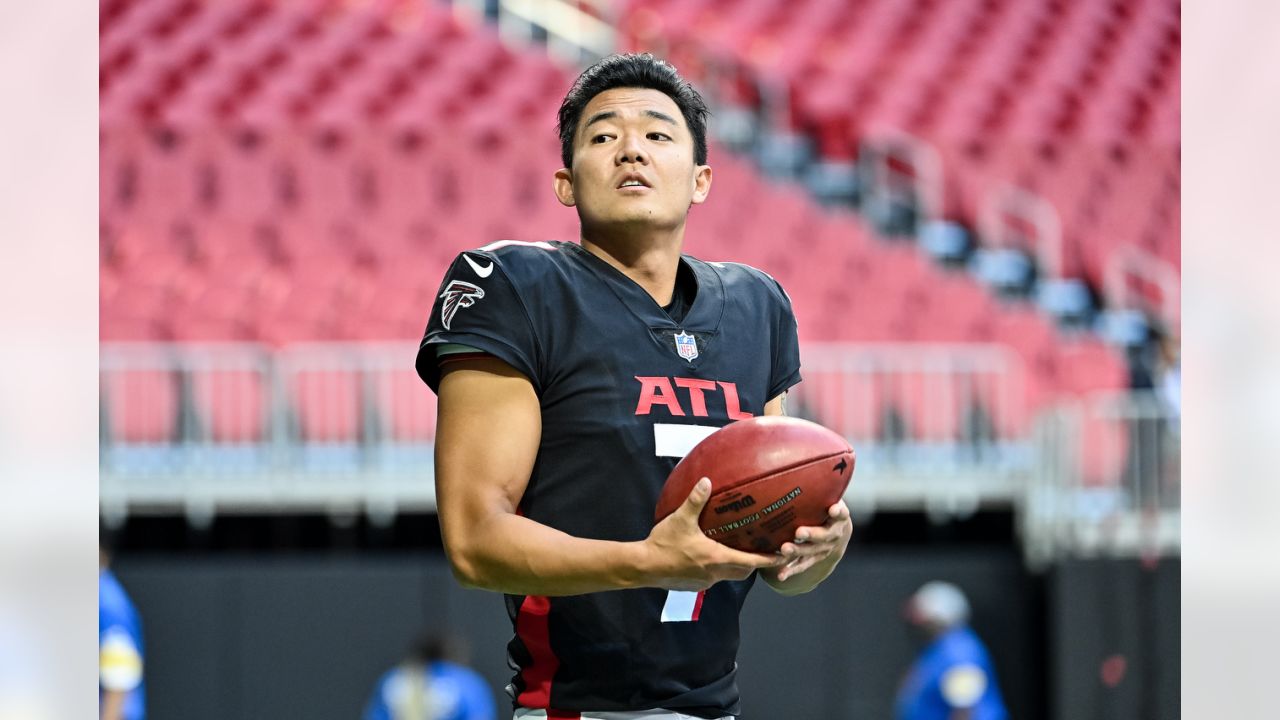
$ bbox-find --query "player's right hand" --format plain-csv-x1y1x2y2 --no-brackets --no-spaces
641,477,786,591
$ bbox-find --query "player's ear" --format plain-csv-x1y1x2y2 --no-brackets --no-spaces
554,168,576,207
690,164,712,205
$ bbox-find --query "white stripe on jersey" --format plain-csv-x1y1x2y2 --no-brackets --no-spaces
652,423,719,458
479,239,556,252
660,591,700,623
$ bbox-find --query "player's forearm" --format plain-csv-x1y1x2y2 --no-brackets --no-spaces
446,511,657,596
100,690,126,720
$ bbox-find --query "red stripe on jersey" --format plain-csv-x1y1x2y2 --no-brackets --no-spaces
691,589,706,620
515,594,559,709
547,710,581,719
437,352,492,367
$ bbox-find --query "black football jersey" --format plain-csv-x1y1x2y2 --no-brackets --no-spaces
417,240,802,718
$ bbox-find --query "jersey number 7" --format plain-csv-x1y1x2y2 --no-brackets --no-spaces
655,422,720,623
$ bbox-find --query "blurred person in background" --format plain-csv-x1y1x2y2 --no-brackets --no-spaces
1126,320,1181,507
896,581,1008,720
363,632,496,720
1157,329,1180,432
1156,329,1181,503
100,545,145,720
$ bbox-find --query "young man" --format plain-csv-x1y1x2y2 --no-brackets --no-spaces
895,582,1009,720
416,53,852,719
100,547,145,720
363,632,496,720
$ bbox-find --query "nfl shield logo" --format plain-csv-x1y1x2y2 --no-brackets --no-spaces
674,331,698,362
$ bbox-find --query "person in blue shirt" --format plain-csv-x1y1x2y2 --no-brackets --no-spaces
100,547,145,720
895,581,1009,720
364,632,496,720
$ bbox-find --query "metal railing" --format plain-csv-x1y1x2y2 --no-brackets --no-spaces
100,342,438,523
450,0,618,64
101,342,1181,562
101,341,1036,521
790,343,1031,519
1022,392,1181,566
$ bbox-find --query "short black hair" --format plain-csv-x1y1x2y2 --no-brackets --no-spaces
557,53,710,169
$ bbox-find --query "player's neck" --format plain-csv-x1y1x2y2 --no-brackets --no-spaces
580,227,685,306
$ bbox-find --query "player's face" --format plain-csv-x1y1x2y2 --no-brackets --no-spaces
555,88,712,234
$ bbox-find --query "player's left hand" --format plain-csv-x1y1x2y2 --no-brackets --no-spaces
773,500,852,582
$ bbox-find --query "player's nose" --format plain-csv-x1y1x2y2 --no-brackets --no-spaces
615,131,648,165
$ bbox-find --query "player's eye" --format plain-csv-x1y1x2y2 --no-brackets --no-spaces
591,134,612,144
648,132,671,141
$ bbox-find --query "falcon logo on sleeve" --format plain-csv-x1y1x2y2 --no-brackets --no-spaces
439,280,486,330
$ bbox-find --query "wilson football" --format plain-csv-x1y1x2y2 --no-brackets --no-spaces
654,416,855,553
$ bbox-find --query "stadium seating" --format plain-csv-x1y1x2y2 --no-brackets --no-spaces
102,369,180,444
100,0,1139,482
619,0,1180,313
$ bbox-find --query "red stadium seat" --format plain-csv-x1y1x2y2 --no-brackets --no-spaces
790,366,881,442
380,370,438,443
103,369,179,444
291,370,361,443
193,369,267,442
896,370,964,442
1058,339,1128,395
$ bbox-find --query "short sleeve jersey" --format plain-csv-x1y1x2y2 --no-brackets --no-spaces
895,627,1009,720
416,240,802,718
100,568,146,720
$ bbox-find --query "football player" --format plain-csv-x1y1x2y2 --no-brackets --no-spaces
363,632,496,720
417,53,852,720
100,546,145,720
896,582,1009,720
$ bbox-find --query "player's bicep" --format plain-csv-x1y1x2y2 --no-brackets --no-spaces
764,392,788,416
435,357,540,541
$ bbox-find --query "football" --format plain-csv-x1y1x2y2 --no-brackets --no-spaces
654,416,856,553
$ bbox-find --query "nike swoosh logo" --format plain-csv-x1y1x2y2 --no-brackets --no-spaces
463,254,494,278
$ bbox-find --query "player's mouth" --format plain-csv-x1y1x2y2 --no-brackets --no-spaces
616,174,652,192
